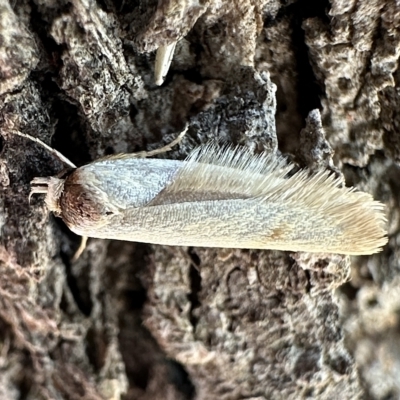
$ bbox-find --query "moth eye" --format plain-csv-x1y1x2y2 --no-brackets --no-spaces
105,211,114,216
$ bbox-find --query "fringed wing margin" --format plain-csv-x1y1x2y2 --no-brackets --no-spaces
153,143,388,254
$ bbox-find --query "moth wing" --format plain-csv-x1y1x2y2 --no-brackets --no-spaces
149,144,294,205
146,143,387,254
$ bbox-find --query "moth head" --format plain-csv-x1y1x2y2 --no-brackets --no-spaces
30,176,65,216
31,170,115,233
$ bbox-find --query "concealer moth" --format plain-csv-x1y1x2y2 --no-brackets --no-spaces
9,129,387,255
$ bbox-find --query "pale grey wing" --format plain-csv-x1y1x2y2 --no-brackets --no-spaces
82,198,387,255
135,144,386,254
77,158,183,209
159,144,294,200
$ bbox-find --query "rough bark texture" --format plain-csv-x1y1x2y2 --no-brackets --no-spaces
0,0,399,399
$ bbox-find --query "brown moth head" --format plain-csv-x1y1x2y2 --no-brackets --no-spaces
31,169,118,235
59,169,114,232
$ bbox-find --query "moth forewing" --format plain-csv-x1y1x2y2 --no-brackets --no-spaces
73,190,386,255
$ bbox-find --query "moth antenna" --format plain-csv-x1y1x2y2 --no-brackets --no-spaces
144,124,188,156
124,124,188,159
5,129,77,169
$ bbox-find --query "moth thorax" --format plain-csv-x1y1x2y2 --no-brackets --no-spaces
58,170,110,231
30,176,65,214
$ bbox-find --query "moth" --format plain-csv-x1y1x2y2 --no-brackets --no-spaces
10,128,387,255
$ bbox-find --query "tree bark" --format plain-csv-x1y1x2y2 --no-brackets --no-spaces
0,0,399,399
